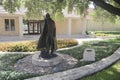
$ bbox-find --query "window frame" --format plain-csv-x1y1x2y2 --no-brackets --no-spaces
5,19,10,31
4,19,15,31
10,19,15,31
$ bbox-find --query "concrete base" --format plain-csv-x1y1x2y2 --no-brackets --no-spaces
32,53,63,67
14,52,78,74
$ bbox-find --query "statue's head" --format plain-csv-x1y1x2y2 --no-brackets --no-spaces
45,13,50,19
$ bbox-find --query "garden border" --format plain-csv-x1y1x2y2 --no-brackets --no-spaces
25,47,120,80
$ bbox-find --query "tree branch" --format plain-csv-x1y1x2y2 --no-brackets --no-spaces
114,0,120,5
90,0,120,16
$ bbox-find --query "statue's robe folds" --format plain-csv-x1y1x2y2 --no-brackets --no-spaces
37,18,57,52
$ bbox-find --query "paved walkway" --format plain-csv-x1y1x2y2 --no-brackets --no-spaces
0,35,39,42
0,35,103,42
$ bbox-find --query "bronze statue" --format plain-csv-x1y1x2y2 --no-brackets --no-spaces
37,13,57,59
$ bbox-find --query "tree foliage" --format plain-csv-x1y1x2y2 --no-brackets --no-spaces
90,0,120,16
92,0,120,23
1,0,90,20
92,7,117,23
0,0,120,20
24,0,66,20
2,0,21,13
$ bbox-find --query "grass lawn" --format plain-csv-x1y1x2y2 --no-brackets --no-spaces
0,54,39,80
59,38,120,67
81,61,120,80
0,38,119,80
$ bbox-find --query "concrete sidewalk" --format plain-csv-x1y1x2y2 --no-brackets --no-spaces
0,35,100,42
0,35,39,42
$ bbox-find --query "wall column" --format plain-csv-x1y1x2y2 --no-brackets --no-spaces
19,16,23,37
28,22,30,34
0,16,1,34
82,18,87,35
68,18,72,36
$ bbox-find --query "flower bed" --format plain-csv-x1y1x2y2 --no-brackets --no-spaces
0,39,78,52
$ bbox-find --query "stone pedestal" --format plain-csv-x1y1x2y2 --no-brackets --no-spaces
14,52,78,74
32,53,63,67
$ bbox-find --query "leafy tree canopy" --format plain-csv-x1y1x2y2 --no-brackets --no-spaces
2,0,21,13
90,0,120,16
92,7,118,23
0,0,120,20
24,0,90,20
91,0,120,23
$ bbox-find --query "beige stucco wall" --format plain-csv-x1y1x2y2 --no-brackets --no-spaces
0,14,20,36
55,19,68,35
55,18,83,35
71,18,83,35
87,20,120,31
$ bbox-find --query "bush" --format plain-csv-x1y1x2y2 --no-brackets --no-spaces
8,45,29,52
85,31,90,35
94,31,120,34
0,39,78,52
92,31,120,37
57,39,78,48
95,33,108,36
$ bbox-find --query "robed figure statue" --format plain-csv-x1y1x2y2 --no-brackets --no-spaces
37,13,57,59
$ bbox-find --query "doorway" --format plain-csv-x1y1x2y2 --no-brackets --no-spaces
24,20,44,35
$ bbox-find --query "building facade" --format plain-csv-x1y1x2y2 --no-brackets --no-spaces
0,14,23,36
0,6,120,36
0,6,23,36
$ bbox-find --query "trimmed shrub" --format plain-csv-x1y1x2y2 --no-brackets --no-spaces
8,45,29,52
0,39,78,52
92,31,120,37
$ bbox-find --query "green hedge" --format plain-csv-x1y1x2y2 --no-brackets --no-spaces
88,31,120,37
0,39,78,52
94,31,120,34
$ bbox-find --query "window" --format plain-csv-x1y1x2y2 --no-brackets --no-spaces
5,19,9,31
5,19,15,31
10,19,15,31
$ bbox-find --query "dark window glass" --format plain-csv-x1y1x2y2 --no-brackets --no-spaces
5,19,9,31
10,19,15,31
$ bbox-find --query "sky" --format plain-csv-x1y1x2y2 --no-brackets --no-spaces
89,2,94,8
